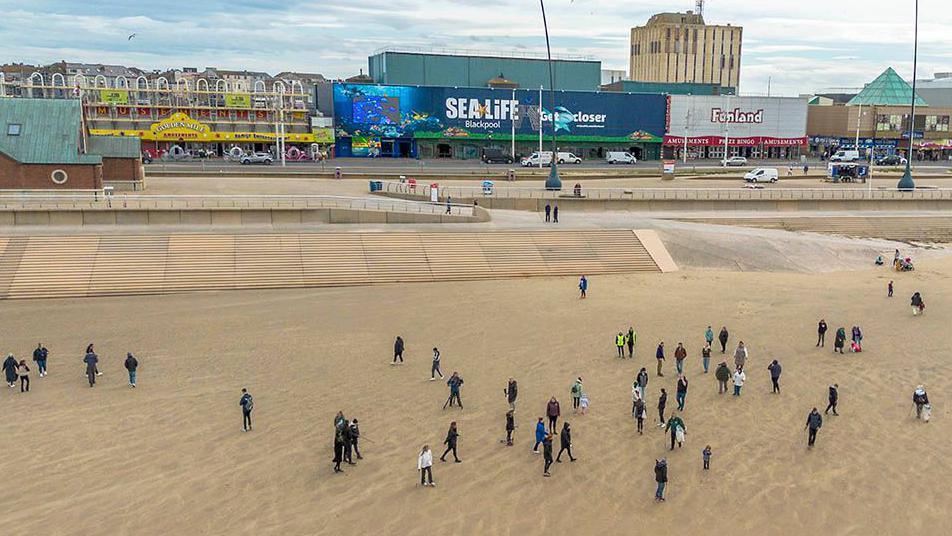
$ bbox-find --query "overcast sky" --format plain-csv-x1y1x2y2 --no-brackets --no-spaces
1,0,949,96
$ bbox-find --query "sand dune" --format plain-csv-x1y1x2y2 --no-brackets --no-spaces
0,259,949,535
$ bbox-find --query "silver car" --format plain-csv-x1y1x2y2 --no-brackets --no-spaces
722,156,748,167
241,152,273,165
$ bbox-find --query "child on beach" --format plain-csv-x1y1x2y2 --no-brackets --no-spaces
579,392,589,415
702,445,712,470
887,280,893,297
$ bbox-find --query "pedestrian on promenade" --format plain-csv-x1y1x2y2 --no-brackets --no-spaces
553,205,559,223
544,204,551,222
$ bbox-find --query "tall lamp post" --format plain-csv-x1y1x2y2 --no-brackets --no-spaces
898,0,919,191
540,0,562,190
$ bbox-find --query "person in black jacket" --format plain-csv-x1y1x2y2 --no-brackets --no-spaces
658,388,668,426
440,421,461,463
816,320,828,347
239,388,254,431
556,422,576,462
83,350,98,387
505,410,515,446
333,415,346,473
3,354,18,388
33,344,49,377
767,360,782,394
342,420,355,465
349,419,362,460
805,408,823,447
718,327,729,353
654,458,668,501
124,353,138,388
392,336,405,364
824,384,839,415
542,433,554,477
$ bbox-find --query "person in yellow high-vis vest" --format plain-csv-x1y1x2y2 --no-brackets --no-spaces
615,333,626,358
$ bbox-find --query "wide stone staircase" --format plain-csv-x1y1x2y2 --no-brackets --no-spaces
0,230,663,300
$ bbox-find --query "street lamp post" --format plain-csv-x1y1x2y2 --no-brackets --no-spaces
540,0,561,190
898,0,919,191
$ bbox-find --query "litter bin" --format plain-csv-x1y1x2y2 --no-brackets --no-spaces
369,181,383,192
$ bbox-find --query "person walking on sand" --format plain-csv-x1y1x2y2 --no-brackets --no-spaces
718,327,729,353
674,343,687,374
702,445,712,470
547,396,561,433
239,388,254,432
418,445,435,486
636,368,649,399
505,410,516,445
705,326,714,349
665,414,686,450
342,419,355,465
805,408,823,448
656,342,666,377
633,388,646,434
505,378,518,411
615,332,626,358
350,419,362,460
556,422,577,462
715,361,730,394
768,360,782,394
676,374,689,411
654,458,668,501
834,328,846,354
17,360,30,392
658,388,668,426
440,421,461,463
825,384,839,415
124,352,138,388
533,417,546,453
544,203,551,223
333,417,346,473
913,386,930,421
571,377,583,412
443,372,464,409
543,433,554,477
578,275,588,299
701,344,712,374
83,350,98,388
579,391,589,415
430,347,444,380
393,336,405,365
3,354,18,388
732,367,746,396
911,292,924,316
85,344,101,376
627,327,636,359
816,320,828,347
887,280,894,298
733,341,748,371
33,343,48,377
851,326,863,346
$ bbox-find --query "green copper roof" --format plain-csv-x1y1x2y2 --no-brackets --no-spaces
0,99,101,164
87,135,142,158
847,68,928,107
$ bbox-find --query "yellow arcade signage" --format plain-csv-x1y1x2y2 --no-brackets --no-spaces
88,112,334,143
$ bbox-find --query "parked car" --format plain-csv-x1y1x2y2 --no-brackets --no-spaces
606,151,637,165
481,147,514,164
557,152,582,164
875,154,907,166
744,168,779,183
830,150,860,163
722,156,748,167
240,152,273,165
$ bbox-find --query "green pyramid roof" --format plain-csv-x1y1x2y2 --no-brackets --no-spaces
847,68,927,107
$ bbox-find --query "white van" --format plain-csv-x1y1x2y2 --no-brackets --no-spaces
606,151,637,165
521,151,553,167
830,150,860,162
557,152,582,164
744,168,779,183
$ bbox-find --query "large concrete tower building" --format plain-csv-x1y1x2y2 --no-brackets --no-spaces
629,11,742,90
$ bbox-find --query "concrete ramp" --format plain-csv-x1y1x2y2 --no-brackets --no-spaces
0,230,670,300
668,215,952,244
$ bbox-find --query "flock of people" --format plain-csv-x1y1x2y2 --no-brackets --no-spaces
2,343,140,393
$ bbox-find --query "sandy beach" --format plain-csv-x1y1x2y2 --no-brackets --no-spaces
1,259,949,535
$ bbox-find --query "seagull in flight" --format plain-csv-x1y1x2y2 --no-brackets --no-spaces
128,33,137,41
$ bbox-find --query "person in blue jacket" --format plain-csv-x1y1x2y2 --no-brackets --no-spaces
578,275,588,298
532,417,546,453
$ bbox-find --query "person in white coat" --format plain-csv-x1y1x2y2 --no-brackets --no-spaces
418,445,435,486
732,367,746,396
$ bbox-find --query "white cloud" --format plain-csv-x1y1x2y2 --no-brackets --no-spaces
1,0,950,96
